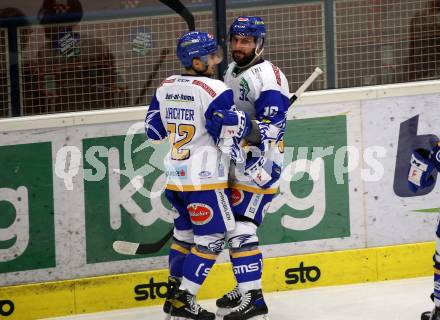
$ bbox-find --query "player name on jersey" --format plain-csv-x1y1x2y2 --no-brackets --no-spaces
165,107,195,121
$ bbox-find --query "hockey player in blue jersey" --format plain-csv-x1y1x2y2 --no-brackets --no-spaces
145,31,251,320
407,142,440,320
206,16,290,320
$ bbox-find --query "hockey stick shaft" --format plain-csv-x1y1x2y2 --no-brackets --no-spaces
159,0,195,31
113,228,174,255
135,47,169,105
289,67,323,107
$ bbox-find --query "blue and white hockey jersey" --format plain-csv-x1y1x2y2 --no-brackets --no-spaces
145,75,234,192
224,60,290,194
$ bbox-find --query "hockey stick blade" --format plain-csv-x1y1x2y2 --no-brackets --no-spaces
113,228,174,255
289,67,323,107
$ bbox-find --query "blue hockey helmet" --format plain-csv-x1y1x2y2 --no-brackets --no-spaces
229,16,266,44
176,31,221,68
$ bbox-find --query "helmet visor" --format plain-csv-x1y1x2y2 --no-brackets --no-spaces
208,45,224,64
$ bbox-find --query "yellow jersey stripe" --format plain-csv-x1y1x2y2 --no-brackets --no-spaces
191,247,217,260
231,184,278,195
230,249,261,259
166,182,228,192
170,243,190,255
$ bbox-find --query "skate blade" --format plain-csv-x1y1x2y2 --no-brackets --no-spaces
216,307,232,317
248,314,269,320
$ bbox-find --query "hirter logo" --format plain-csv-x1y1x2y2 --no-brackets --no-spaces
230,189,244,206
188,203,213,225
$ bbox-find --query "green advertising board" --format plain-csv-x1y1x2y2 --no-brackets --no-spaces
0,142,55,273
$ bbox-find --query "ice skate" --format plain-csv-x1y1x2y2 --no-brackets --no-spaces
421,306,440,320
169,289,215,320
163,276,181,319
216,286,242,316
223,289,269,320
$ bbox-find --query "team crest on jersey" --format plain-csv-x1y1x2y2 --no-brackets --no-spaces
230,189,244,206
188,203,213,225
239,78,250,101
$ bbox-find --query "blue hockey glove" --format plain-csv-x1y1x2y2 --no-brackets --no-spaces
206,109,251,140
408,148,437,192
244,153,281,189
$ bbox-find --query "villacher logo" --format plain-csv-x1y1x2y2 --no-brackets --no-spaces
0,300,14,316
285,262,321,284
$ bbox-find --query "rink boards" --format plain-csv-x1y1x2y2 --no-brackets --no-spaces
1,81,440,319
0,241,434,319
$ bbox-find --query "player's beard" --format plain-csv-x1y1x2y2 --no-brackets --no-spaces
232,50,256,68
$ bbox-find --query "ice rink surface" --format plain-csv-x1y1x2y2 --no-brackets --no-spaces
45,276,434,320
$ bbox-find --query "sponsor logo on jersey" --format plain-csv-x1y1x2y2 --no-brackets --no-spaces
165,93,195,102
231,188,244,206
285,262,321,284
192,80,217,97
187,203,213,225
271,64,281,86
198,171,212,179
233,260,261,275
160,78,176,86
195,263,211,277
165,165,188,178
435,148,440,163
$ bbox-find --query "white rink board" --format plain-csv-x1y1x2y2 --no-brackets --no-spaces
362,94,440,246
0,81,440,286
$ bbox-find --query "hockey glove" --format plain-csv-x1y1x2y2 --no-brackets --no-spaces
408,148,437,192
206,109,251,140
430,142,440,171
245,154,281,189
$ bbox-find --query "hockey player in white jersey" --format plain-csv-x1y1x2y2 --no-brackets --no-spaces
408,143,440,320
145,31,251,320
206,16,290,320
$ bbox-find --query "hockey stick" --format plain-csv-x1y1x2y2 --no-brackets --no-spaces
113,1,195,256
289,67,323,107
113,228,174,255
159,0,195,31
135,47,170,105
134,0,195,105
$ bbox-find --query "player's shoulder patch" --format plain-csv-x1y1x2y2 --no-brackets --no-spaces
192,78,227,98
160,77,176,86
270,63,282,86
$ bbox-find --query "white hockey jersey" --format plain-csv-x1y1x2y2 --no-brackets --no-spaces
224,60,290,194
145,74,234,192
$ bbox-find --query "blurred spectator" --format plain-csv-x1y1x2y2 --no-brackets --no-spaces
22,0,129,115
0,7,31,117
408,0,440,81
